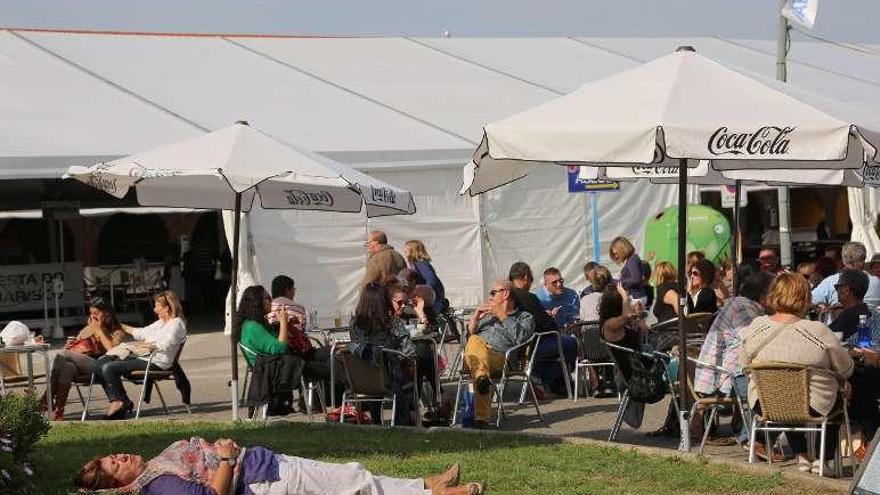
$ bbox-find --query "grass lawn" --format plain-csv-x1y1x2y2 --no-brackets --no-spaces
35,421,820,494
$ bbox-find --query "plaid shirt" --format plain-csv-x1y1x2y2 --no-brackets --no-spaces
693,296,764,395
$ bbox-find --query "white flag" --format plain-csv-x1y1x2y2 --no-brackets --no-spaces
782,0,818,30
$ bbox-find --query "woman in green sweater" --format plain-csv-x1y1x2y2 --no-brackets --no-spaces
234,285,289,367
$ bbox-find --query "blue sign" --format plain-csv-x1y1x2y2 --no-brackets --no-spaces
567,166,620,193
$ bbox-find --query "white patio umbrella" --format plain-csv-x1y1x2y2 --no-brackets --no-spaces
462,46,880,450
67,121,416,420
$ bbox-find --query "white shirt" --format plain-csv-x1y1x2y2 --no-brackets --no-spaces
132,317,187,369
812,271,880,308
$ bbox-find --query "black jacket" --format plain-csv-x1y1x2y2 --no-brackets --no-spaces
142,362,192,405
246,354,305,407
511,287,558,333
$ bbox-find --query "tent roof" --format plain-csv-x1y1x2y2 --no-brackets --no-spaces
4,29,880,179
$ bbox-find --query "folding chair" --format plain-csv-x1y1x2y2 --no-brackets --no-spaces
605,342,680,442
568,321,616,402
745,362,854,478
451,332,545,428
336,347,419,427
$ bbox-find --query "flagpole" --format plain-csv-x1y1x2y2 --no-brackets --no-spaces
777,0,793,269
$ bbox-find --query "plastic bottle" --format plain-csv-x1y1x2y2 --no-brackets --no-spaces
857,314,872,348
458,383,475,427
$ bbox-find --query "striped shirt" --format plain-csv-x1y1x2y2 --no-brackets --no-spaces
740,315,854,416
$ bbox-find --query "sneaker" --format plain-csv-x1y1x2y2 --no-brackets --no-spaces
475,376,491,395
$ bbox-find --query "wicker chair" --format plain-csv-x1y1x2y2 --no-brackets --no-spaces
744,362,854,478
568,320,616,402
649,312,716,347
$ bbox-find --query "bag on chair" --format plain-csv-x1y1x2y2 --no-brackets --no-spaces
626,353,668,404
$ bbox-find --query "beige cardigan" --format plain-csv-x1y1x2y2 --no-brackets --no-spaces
740,315,854,416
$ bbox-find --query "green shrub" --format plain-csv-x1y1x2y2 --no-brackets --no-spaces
0,392,50,495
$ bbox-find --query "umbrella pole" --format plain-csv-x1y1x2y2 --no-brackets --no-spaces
732,180,741,296
677,158,691,452
229,193,242,421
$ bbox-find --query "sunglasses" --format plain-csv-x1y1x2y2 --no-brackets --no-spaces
548,279,564,286
392,298,407,305
489,288,507,297
690,271,701,277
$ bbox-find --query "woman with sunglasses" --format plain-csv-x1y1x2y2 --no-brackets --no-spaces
349,282,417,425
688,259,718,314
93,291,186,419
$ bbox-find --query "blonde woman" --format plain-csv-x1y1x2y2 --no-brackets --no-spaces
609,236,646,305
741,273,854,475
404,239,447,313
93,291,187,420
651,261,679,323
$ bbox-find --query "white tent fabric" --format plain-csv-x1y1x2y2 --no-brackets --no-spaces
5,30,880,315
222,209,259,335
848,187,880,258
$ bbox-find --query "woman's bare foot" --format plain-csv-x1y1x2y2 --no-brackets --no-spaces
432,483,483,495
425,463,460,489
105,400,126,418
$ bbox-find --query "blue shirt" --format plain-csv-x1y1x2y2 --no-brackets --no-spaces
812,272,880,306
535,287,580,327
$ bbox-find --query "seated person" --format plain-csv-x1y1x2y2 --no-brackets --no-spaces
688,259,719,314
849,335,880,459
93,291,186,420
508,262,556,333
580,265,612,322
532,267,579,396
692,271,774,444
464,280,535,428
741,273,854,476
235,285,290,367
651,261,679,323
579,261,598,298
268,275,340,390
829,269,872,340
73,436,483,495
349,282,417,425
45,296,130,421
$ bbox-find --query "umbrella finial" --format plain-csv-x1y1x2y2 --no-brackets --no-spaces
235,120,250,126
676,45,696,53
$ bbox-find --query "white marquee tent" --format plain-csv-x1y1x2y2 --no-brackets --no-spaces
3,29,880,317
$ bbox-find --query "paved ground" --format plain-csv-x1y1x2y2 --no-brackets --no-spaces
27,324,851,491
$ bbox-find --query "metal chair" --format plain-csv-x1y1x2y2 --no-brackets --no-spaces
451,332,545,428
439,313,468,380
745,362,854,478
605,342,680,442
336,347,418,426
240,341,326,421
568,320,616,402
649,312,716,348
521,330,573,402
82,338,190,420
685,355,750,455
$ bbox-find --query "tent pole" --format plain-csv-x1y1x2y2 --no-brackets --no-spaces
677,158,691,452
732,180,741,296
229,193,242,421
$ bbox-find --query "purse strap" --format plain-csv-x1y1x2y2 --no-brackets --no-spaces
751,318,798,358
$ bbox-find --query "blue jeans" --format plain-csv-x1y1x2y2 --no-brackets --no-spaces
732,375,750,444
532,334,578,395
94,356,149,404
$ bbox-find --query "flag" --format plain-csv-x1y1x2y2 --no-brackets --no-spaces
782,0,818,30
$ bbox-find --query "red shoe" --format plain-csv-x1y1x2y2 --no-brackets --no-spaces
856,443,868,462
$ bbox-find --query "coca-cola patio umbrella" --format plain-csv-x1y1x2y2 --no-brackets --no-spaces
66,121,415,420
462,46,880,450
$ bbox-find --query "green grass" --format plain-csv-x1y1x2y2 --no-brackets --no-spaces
35,421,789,495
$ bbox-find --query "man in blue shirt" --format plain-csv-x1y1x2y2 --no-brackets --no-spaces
812,242,880,308
532,267,579,396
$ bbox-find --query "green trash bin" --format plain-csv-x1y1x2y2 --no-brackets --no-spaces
643,204,732,270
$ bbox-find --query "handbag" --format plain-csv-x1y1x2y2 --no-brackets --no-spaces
68,337,101,357
626,352,668,404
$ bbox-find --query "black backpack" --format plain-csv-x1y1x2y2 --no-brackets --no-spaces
626,353,668,404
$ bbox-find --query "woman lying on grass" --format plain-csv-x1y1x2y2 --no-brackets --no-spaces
73,436,483,495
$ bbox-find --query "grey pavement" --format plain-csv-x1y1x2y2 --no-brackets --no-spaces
23,328,851,489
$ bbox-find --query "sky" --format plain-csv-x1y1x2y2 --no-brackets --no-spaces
0,0,878,43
